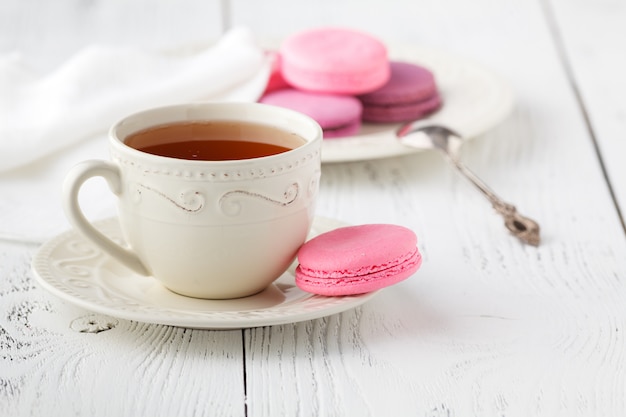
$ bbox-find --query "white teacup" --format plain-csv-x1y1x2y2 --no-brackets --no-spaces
63,102,322,299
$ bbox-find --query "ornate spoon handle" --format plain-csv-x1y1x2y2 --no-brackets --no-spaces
446,155,541,246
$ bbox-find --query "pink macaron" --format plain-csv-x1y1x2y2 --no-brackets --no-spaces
260,88,362,138
262,51,291,94
358,61,442,123
295,224,422,296
279,27,390,95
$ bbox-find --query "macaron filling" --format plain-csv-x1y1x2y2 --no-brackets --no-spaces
296,247,420,279
259,89,362,138
295,248,422,295
361,94,442,122
281,64,391,95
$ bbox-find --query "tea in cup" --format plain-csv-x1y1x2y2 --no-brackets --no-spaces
63,102,322,299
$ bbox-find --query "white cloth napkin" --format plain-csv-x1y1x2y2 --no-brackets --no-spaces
0,27,271,242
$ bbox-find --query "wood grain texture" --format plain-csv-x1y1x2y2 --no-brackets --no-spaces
0,241,247,417
1,0,626,416
548,0,626,228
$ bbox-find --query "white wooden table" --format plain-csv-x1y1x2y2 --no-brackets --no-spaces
1,0,626,416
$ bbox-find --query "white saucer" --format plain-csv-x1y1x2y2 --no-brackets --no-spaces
320,44,514,163
31,217,378,329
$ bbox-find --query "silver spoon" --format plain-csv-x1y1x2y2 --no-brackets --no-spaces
396,123,541,246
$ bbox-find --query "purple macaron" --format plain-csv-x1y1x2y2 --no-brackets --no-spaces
259,89,362,138
357,61,442,123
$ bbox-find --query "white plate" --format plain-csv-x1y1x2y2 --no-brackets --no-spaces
31,217,378,330
320,44,514,163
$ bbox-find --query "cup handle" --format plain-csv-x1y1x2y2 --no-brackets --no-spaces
62,160,149,276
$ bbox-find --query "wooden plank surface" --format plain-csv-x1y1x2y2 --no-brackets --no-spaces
548,0,626,227
0,241,247,417
1,0,625,416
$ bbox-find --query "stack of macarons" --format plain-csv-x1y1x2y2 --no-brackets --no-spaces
259,27,442,138
295,224,422,296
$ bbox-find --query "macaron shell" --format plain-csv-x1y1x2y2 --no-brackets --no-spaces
280,27,390,94
259,89,362,138
295,248,422,296
297,224,417,272
361,93,442,123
